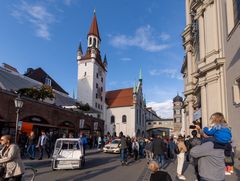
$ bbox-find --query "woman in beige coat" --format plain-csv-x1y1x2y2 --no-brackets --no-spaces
0,135,24,181
176,135,187,180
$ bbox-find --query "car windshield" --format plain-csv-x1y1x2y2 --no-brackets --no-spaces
56,141,80,150
111,140,120,144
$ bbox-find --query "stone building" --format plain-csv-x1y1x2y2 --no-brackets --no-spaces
181,0,240,148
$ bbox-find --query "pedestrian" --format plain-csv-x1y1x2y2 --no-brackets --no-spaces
26,131,37,160
176,135,187,180
145,138,153,164
119,132,128,166
36,130,50,160
132,137,139,161
168,137,176,160
224,143,234,175
79,132,88,155
152,135,166,168
97,135,102,150
190,141,225,181
189,130,202,181
148,160,172,181
0,135,25,181
201,112,232,145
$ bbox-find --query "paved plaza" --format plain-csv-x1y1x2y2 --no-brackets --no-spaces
22,149,240,181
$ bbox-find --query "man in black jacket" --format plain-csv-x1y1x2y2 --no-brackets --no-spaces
152,135,166,168
118,132,128,165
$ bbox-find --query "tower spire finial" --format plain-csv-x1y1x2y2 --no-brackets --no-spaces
93,9,96,15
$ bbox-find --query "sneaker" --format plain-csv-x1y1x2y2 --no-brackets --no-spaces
178,175,186,180
225,171,231,175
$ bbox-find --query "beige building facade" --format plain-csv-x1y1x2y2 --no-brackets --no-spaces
182,0,240,148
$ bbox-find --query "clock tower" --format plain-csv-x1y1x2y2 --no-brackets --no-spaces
77,11,107,119
173,94,183,135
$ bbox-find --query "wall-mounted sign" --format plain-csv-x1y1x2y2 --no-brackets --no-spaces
79,119,85,129
94,122,98,131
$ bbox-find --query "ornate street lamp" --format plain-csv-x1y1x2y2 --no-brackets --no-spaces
14,95,23,143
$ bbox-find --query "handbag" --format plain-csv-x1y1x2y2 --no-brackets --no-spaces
0,165,5,177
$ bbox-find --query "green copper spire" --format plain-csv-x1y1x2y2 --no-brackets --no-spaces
139,66,142,81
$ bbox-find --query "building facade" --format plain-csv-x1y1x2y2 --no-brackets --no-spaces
182,0,240,147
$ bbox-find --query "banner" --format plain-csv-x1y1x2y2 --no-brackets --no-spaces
79,119,85,129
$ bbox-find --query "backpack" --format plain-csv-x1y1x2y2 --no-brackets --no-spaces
174,145,180,154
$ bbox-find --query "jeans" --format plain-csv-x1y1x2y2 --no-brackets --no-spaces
120,149,128,162
27,144,35,159
156,154,165,167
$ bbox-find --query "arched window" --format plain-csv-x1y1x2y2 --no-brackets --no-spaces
93,38,96,47
89,37,92,46
122,115,127,123
111,115,115,124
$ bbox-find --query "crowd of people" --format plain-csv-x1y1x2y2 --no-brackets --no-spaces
0,112,238,181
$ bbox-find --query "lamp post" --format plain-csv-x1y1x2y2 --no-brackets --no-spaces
14,95,23,143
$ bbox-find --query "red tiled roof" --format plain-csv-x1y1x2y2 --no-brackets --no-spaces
106,88,133,108
88,14,100,39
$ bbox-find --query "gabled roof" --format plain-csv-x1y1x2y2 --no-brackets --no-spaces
106,88,133,108
88,13,101,40
24,68,68,95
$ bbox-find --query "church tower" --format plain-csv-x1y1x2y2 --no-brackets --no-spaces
77,11,107,119
173,94,183,135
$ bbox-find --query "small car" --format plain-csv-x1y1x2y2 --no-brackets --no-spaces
51,138,85,170
103,139,121,153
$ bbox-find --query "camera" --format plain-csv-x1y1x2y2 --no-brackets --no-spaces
192,120,200,125
189,125,196,129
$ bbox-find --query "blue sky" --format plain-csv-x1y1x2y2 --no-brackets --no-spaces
0,0,185,118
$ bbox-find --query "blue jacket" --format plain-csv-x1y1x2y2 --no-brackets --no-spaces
203,125,232,144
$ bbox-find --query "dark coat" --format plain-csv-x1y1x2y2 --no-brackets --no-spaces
152,138,165,155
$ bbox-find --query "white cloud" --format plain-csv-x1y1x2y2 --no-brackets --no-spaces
159,32,170,41
11,1,56,40
120,57,132,61
147,100,173,118
109,25,170,52
149,68,183,80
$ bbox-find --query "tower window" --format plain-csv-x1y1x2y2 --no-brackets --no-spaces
101,77,103,82
96,93,98,99
84,72,86,77
89,37,92,46
85,62,87,66
101,87,103,92
93,38,96,47
96,83,98,88
96,73,99,78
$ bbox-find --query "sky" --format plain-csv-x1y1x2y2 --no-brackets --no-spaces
0,0,186,118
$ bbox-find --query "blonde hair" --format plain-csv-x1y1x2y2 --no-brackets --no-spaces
148,161,160,172
210,112,226,125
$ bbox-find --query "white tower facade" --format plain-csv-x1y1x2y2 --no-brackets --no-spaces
77,12,107,119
